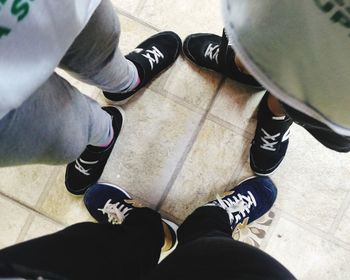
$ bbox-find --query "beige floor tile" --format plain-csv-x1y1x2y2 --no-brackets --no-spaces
162,58,222,110
210,80,264,134
0,165,57,207
38,167,95,225
100,89,202,206
265,217,350,279
0,196,30,249
335,204,350,244
269,125,350,231
111,0,141,14
138,0,223,38
23,215,63,241
118,14,158,55
160,119,249,221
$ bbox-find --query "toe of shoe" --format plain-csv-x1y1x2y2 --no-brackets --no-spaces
156,31,182,58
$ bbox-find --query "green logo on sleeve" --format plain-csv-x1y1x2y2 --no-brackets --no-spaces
0,0,34,38
314,0,350,31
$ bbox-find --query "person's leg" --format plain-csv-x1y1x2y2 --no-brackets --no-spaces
60,0,182,104
150,177,294,280
0,73,114,166
0,208,163,280
59,0,140,94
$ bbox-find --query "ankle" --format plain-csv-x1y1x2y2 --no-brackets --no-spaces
234,55,250,75
161,221,174,252
267,93,286,117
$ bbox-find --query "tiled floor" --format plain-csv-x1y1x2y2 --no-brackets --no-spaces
1,1,350,279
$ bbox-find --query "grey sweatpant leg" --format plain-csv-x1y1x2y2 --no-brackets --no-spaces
0,0,137,166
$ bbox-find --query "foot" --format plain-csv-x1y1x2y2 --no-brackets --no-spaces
104,31,182,104
84,183,177,252
205,176,277,230
65,106,124,195
183,29,262,88
250,94,293,176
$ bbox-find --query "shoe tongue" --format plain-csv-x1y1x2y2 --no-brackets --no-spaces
272,115,286,121
218,29,233,68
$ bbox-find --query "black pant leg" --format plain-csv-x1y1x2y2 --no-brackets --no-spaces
0,208,163,280
177,206,233,245
150,206,295,280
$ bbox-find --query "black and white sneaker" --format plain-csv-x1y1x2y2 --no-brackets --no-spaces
183,29,262,88
250,94,293,176
104,31,182,104
205,176,277,230
65,107,124,195
84,183,178,253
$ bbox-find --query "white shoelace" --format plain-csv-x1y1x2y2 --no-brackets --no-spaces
142,46,164,70
260,126,291,152
216,191,257,225
260,128,281,152
74,159,99,176
204,43,220,64
98,199,131,225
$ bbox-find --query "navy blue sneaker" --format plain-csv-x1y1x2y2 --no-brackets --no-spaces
205,176,277,230
84,183,177,252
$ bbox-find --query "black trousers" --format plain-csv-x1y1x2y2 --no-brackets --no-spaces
0,207,295,280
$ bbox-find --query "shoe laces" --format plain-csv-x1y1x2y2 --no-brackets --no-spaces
141,46,164,70
74,158,99,176
204,43,220,64
260,122,291,152
98,199,132,225
216,191,257,226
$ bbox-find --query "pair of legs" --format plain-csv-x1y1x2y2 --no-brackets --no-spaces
0,178,294,280
0,0,181,194
183,30,350,175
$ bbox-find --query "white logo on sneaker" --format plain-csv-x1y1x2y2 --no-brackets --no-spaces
134,48,143,53
204,43,220,64
74,158,98,176
142,46,164,70
281,127,291,143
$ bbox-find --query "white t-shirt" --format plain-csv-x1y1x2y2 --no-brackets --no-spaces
223,0,350,136
0,0,101,119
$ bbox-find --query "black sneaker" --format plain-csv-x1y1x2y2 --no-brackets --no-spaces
205,176,277,230
183,29,262,88
84,183,178,252
250,94,293,176
65,107,124,195
104,31,182,104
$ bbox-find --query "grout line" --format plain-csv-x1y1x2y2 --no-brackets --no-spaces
155,78,226,211
0,191,66,227
16,213,35,243
207,113,254,140
276,207,350,251
328,189,350,234
134,0,146,16
152,88,206,116
115,7,161,32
